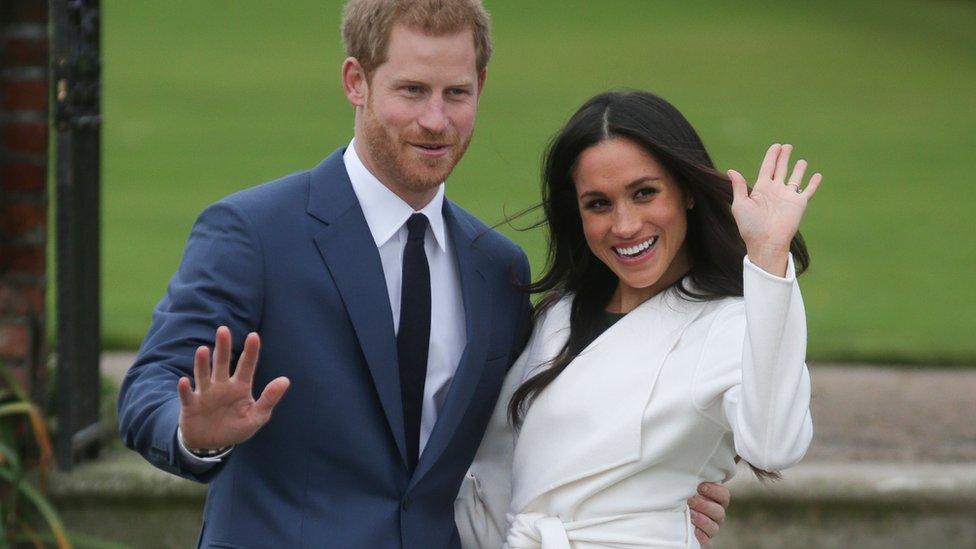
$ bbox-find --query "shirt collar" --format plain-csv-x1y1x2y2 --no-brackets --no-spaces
343,138,447,251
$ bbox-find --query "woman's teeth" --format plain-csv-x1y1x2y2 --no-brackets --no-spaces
613,236,658,258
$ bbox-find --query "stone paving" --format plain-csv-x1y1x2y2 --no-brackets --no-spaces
101,353,976,463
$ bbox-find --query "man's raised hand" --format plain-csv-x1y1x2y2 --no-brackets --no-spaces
177,326,290,450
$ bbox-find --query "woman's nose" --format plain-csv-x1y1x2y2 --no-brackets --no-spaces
611,204,642,237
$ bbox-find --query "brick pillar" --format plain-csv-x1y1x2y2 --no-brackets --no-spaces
0,0,49,401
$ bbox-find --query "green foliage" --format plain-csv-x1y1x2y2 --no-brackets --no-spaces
0,368,127,548
50,0,976,362
0,368,69,548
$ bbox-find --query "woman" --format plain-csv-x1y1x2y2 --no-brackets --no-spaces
455,91,819,548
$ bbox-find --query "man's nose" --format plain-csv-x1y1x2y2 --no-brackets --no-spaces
417,96,448,134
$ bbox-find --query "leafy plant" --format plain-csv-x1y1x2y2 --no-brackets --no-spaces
0,366,70,548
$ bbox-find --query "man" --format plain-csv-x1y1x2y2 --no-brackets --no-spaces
118,1,729,547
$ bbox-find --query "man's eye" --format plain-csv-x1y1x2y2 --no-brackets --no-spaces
448,88,469,96
404,86,422,94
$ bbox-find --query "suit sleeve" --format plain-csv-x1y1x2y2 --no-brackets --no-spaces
117,200,264,483
508,250,533,369
692,255,813,472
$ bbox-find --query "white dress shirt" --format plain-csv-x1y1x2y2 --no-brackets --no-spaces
344,139,467,453
179,139,466,468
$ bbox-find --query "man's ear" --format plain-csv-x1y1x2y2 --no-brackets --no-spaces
342,57,368,108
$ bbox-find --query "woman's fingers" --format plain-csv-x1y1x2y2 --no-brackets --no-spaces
773,143,793,183
788,159,808,188
757,143,781,182
193,345,211,392
804,172,823,198
233,332,262,386
212,326,232,382
727,169,749,203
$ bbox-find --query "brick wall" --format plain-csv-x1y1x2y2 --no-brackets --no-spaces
0,0,48,398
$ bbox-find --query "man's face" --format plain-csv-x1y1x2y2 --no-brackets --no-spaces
353,24,484,206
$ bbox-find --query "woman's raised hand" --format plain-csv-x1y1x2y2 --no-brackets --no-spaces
727,144,822,276
177,326,290,450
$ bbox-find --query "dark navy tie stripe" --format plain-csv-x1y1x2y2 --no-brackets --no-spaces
398,213,430,473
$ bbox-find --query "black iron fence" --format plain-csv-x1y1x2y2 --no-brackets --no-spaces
52,0,101,469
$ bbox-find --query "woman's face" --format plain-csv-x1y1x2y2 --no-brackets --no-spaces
573,137,692,311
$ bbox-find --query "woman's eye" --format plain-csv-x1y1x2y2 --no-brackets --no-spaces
634,187,658,199
585,199,609,210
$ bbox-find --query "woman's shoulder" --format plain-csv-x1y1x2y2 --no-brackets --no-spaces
533,292,574,329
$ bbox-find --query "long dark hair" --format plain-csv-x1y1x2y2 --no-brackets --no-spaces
509,90,809,479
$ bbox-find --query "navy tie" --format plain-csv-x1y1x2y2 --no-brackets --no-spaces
398,213,430,473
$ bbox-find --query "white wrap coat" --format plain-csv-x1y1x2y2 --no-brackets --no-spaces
455,256,813,548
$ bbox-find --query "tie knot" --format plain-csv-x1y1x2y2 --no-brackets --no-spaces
406,213,428,242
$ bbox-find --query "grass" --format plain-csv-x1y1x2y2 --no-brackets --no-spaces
62,0,976,363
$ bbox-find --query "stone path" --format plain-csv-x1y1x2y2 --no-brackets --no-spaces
102,353,976,462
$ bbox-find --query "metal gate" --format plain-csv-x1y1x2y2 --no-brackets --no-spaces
52,0,101,469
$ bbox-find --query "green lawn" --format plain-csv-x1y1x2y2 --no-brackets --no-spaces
76,0,976,362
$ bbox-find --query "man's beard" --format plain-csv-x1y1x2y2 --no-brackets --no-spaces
361,104,473,193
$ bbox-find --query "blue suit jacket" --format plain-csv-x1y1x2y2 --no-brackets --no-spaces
118,149,532,548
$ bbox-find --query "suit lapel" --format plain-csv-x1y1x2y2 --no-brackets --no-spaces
307,150,408,468
410,201,493,488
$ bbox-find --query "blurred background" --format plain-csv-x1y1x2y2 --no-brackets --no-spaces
92,0,975,363
1,0,973,547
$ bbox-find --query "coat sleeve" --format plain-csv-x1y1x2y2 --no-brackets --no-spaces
692,255,813,472
116,199,264,483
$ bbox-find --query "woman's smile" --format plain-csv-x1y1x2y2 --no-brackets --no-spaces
573,137,692,311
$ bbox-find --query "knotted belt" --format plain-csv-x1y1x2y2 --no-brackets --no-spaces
505,507,695,549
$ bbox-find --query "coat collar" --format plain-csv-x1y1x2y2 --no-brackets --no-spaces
511,288,705,511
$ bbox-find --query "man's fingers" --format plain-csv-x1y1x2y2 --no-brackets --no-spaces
254,377,291,418
193,345,211,392
233,332,261,385
773,143,793,183
689,495,726,525
695,527,712,548
699,481,732,508
690,509,719,538
177,377,194,407
212,326,232,382
727,169,749,203
757,143,781,182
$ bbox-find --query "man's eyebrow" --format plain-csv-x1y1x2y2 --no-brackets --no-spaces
389,77,476,88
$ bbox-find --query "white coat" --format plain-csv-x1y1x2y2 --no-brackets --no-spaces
455,256,813,548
